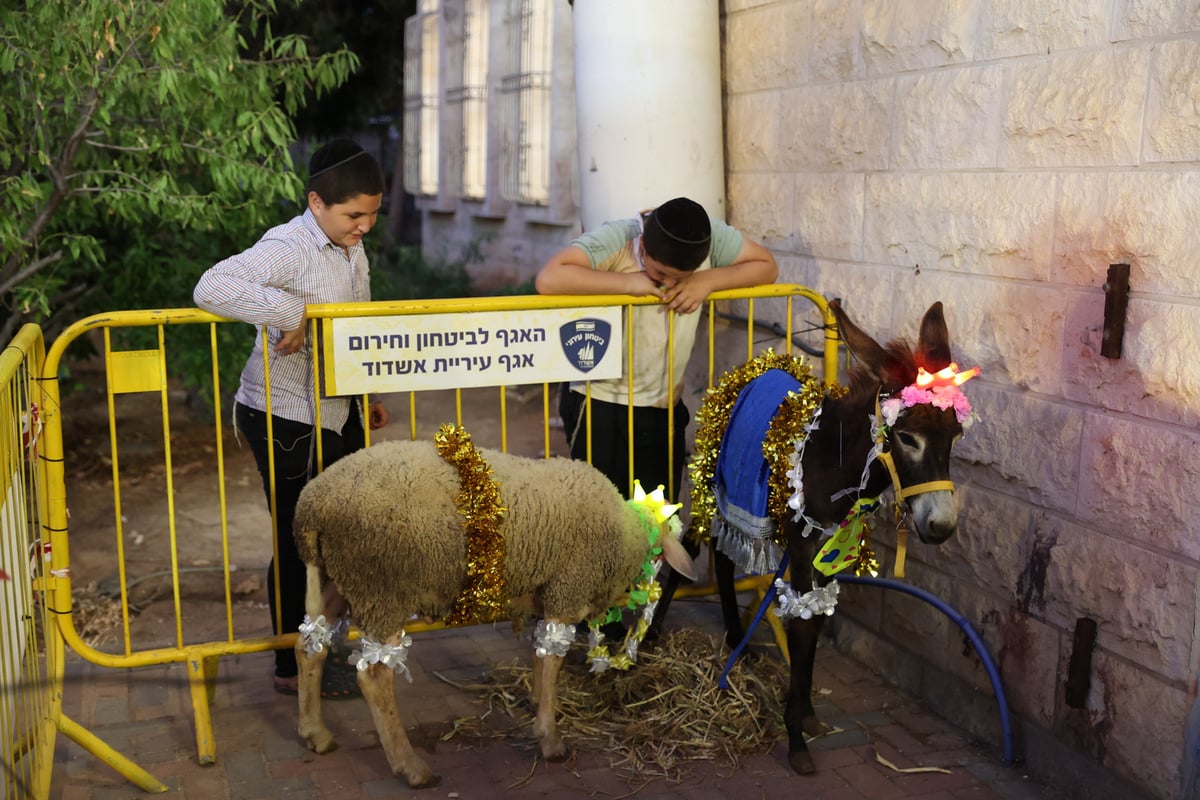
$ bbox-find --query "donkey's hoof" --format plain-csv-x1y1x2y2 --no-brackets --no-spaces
788,748,816,775
801,715,830,737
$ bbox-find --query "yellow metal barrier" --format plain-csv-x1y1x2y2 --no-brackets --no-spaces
0,325,165,799
37,286,838,776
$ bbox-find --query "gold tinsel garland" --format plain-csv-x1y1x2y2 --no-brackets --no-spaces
687,350,831,549
436,424,510,626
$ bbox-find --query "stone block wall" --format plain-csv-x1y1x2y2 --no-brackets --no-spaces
723,2,1200,798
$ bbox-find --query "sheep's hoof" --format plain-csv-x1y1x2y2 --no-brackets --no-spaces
540,736,569,763
300,727,337,755
399,761,440,789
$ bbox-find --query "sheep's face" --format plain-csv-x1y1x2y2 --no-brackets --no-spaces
627,482,695,582
657,522,696,582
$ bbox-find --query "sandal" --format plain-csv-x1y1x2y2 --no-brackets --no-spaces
271,650,360,699
273,675,298,696
320,649,361,700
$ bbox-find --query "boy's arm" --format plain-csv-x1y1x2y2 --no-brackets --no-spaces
193,237,309,354
535,244,660,298
663,237,778,314
193,238,307,331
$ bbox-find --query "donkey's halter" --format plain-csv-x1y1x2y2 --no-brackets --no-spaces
873,391,956,577
873,391,957,501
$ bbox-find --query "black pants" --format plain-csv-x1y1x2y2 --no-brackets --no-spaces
235,402,364,678
558,386,689,501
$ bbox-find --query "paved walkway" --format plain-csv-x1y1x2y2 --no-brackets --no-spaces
51,597,1073,800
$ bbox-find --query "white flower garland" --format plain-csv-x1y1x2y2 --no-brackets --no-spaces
774,578,840,620
784,404,829,537
298,613,336,655
534,620,576,658
353,631,414,682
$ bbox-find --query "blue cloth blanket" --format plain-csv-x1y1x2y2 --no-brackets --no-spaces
712,369,803,575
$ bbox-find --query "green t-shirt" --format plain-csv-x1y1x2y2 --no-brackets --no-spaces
565,214,746,408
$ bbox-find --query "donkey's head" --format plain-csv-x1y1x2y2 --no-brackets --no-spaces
830,300,976,545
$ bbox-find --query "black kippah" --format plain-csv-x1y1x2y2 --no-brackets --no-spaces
309,139,367,178
642,197,712,271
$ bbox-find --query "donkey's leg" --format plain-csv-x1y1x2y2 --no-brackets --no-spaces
646,533,702,640
296,564,335,754
784,614,828,775
531,649,568,761
358,645,438,788
714,549,746,651
647,566,685,640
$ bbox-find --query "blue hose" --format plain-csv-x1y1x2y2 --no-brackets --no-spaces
717,564,1015,767
717,552,791,689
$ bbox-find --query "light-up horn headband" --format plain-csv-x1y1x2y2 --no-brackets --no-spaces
880,362,981,427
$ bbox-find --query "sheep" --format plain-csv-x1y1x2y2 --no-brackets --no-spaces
291,424,696,789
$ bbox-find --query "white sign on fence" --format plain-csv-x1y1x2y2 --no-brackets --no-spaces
321,307,624,395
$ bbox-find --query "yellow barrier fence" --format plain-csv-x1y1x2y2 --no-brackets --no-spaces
35,286,838,786
1,325,165,799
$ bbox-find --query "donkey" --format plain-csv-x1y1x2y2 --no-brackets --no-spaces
680,299,976,776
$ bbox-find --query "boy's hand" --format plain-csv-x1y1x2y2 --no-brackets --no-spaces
625,271,664,299
275,310,308,355
662,272,711,314
368,401,389,430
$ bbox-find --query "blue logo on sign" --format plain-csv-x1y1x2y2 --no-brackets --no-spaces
559,318,611,373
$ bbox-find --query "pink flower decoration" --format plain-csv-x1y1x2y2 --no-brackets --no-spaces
930,386,956,411
899,385,933,407
951,391,973,423
890,383,975,425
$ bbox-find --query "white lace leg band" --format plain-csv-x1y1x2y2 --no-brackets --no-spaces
352,632,414,682
774,579,840,620
534,620,575,658
299,614,336,655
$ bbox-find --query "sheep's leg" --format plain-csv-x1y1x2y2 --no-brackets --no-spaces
530,651,543,708
297,565,336,754
321,582,348,620
296,640,333,752
359,648,438,788
531,651,568,761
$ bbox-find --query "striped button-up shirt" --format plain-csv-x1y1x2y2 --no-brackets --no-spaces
193,209,371,432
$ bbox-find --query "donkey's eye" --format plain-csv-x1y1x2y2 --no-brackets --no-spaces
897,431,919,449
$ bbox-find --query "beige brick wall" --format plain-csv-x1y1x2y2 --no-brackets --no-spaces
724,2,1200,798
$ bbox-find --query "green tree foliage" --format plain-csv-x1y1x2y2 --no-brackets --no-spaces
0,0,360,344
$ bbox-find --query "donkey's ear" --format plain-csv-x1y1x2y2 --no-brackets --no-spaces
916,301,953,371
830,299,892,379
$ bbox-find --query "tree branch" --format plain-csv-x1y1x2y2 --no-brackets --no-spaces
2,86,100,283
0,249,63,300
